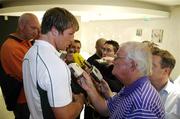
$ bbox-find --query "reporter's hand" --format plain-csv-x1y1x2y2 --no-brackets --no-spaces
77,72,96,92
65,53,74,63
102,57,114,65
98,80,114,99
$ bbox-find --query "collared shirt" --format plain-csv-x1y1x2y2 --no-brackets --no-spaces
174,76,180,86
107,76,165,119
159,80,180,119
23,40,72,119
1,34,32,103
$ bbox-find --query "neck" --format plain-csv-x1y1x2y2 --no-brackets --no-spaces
96,52,101,58
39,34,56,49
13,32,26,40
123,74,142,87
152,78,168,92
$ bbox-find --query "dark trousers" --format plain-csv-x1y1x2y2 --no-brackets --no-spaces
84,105,108,119
13,103,30,119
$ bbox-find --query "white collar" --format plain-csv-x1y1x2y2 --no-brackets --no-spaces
160,80,174,94
34,40,61,57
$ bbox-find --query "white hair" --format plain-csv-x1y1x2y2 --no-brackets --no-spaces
120,41,152,76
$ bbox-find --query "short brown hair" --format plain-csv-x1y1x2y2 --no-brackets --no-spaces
41,7,79,34
153,49,176,70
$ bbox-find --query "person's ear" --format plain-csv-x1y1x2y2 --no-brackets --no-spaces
129,60,137,71
163,67,171,76
51,27,59,36
19,22,25,31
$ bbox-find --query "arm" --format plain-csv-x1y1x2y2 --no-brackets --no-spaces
165,94,180,119
46,60,84,119
98,79,116,99
166,113,180,119
78,72,109,116
127,109,163,119
1,40,30,81
52,93,85,119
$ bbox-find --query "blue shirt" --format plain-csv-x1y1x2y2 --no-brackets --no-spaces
107,76,165,119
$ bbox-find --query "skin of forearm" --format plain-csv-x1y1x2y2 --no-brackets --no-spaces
69,100,84,118
71,94,85,118
87,87,109,116
53,96,84,119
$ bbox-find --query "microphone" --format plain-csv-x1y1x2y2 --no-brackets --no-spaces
72,53,86,68
59,50,103,94
68,54,103,83
59,50,103,82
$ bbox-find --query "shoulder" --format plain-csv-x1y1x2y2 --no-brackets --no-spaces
133,80,161,106
88,54,98,60
88,54,100,65
142,81,160,98
1,38,19,50
165,82,180,100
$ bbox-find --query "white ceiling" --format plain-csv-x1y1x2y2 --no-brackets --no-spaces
0,0,179,21
138,0,180,6
0,4,170,22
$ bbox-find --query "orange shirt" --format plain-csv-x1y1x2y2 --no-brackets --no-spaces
1,35,32,104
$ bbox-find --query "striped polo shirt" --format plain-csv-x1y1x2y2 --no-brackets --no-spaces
107,76,165,119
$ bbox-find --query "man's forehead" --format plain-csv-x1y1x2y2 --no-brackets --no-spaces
104,44,113,48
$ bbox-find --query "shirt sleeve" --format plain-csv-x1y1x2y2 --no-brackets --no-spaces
1,40,29,80
127,109,159,119
166,95,180,119
38,58,72,108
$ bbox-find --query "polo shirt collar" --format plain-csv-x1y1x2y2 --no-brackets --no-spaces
160,80,173,94
34,40,61,57
120,76,148,96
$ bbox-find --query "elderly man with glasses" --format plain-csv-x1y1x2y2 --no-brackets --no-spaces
78,41,165,119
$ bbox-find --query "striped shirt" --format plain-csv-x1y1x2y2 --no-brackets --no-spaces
107,76,165,119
